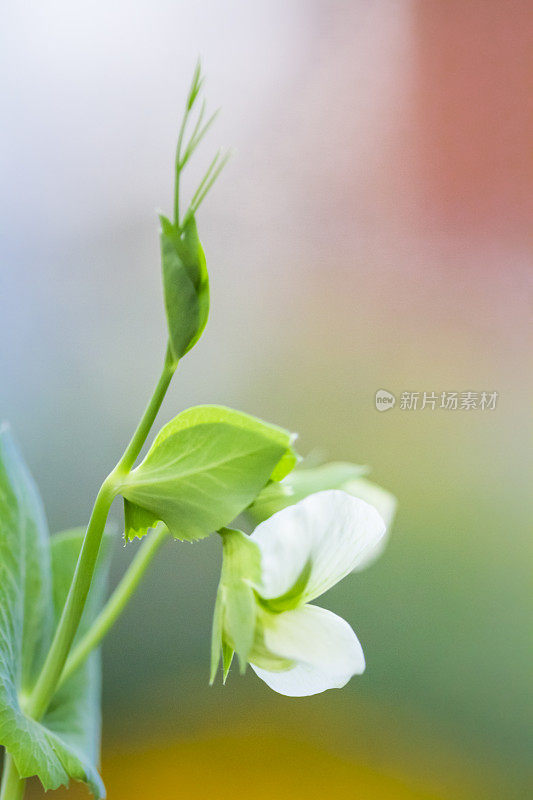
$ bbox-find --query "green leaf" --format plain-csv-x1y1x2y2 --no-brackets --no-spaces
0,425,112,798
0,426,54,695
160,213,209,361
210,529,261,680
247,461,369,524
120,405,298,542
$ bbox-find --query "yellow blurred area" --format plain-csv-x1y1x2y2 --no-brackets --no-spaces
26,693,497,800
28,734,479,800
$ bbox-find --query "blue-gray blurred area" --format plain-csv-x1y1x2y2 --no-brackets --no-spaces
1,2,531,799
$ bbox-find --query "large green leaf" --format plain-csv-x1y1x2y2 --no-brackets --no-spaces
160,213,209,361
0,426,111,797
121,405,297,542
0,425,54,696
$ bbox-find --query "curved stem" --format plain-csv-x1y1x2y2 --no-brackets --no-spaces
26,478,116,721
26,344,177,721
59,523,170,687
117,344,178,474
0,755,25,800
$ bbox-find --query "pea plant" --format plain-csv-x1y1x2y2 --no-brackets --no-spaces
0,65,395,799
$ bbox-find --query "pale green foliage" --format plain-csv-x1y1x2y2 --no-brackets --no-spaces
0,427,112,797
247,462,396,538
247,462,368,523
120,405,297,541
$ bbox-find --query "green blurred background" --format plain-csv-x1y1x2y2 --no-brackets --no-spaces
1,1,531,798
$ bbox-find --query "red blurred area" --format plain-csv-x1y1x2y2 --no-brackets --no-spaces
412,0,531,241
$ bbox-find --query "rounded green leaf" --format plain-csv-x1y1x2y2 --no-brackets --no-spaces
120,405,298,542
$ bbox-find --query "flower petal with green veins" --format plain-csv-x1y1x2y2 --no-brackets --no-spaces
250,605,365,697
250,490,385,604
120,405,298,542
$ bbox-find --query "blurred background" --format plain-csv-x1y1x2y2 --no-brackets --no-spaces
1,1,531,798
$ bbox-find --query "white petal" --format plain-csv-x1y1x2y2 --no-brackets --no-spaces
250,490,385,602
341,478,396,571
250,604,364,696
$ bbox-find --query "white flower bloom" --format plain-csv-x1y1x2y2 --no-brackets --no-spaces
211,490,386,697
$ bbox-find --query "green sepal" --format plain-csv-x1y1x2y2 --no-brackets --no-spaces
0,425,112,798
209,588,234,684
209,589,224,684
210,528,261,682
222,644,234,683
120,405,298,542
160,212,209,362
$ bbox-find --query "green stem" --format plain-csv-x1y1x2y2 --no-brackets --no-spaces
26,478,116,721
59,523,170,687
25,344,177,722
117,344,178,473
0,755,25,800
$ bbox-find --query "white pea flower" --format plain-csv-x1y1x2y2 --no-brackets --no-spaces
211,490,386,697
